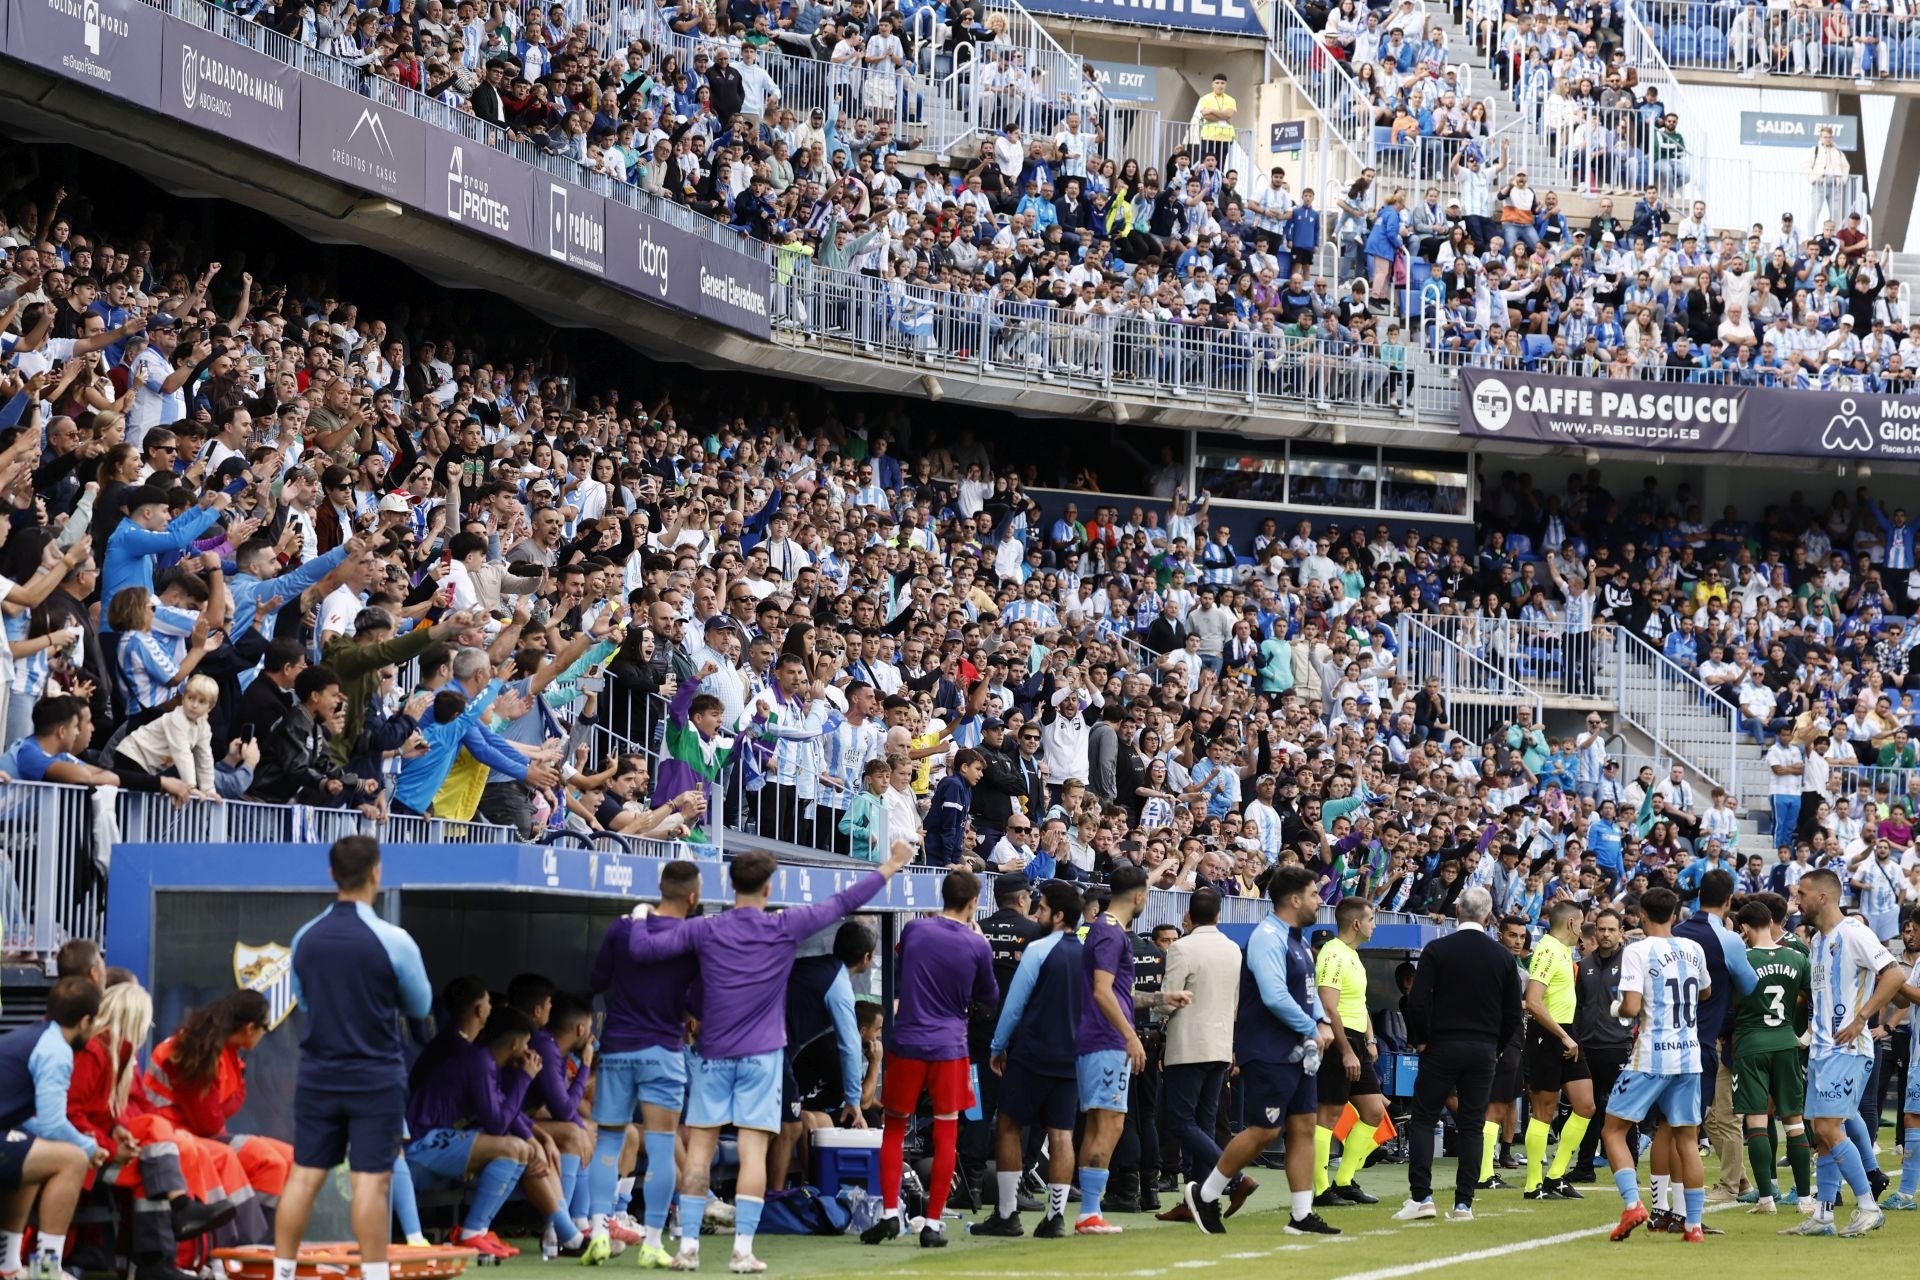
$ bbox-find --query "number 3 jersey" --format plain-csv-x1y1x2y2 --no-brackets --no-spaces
1619,934,1710,1075
1808,917,1898,1061
1733,942,1810,1058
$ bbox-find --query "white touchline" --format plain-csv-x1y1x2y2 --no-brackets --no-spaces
1330,1203,1741,1280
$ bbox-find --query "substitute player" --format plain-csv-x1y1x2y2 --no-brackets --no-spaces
974,880,1084,1239
1182,865,1339,1238
587,861,702,1267
274,837,432,1280
1731,899,1811,1214
1601,887,1711,1243
1074,865,1191,1235
862,870,997,1248
627,843,916,1272
1522,900,1594,1201
1312,897,1385,1206
1784,867,1903,1238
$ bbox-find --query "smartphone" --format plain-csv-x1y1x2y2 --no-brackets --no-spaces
238,723,256,744
222,478,250,497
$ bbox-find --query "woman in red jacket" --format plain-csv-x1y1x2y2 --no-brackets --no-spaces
68,983,254,1278
142,991,294,1208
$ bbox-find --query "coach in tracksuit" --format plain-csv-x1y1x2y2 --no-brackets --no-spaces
274,837,433,1280
1571,907,1632,1180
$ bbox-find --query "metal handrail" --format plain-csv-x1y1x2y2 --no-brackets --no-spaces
1615,626,1741,796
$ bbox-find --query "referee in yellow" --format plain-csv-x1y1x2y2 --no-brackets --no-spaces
1521,900,1595,1200
1312,898,1386,1206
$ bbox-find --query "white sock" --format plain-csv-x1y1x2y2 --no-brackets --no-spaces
923,1218,945,1233
1815,1201,1835,1223
616,1176,636,1201
1651,1174,1670,1212
364,1263,391,1280
2,1233,22,1274
1200,1166,1231,1202
997,1171,1020,1217
36,1235,65,1261
883,1205,901,1220
1048,1183,1069,1217
733,1234,754,1256
590,1213,608,1238
643,1226,662,1249
273,1259,298,1280
1290,1189,1313,1219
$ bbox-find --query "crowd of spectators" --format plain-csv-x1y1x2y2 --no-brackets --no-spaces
8,148,1920,971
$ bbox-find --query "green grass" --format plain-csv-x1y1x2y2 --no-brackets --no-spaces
482,1151,1917,1280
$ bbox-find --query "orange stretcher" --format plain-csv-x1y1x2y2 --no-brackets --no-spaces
211,1244,478,1280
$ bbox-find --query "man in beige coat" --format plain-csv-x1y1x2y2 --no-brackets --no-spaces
1156,889,1257,1222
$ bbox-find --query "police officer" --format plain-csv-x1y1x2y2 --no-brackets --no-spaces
1110,920,1176,1212
963,875,1046,1199
1570,907,1631,1181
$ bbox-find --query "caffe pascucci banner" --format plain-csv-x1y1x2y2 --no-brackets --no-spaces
0,0,771,340
1458,367,1920,461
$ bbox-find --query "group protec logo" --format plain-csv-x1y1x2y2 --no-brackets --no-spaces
1470,376,1514,433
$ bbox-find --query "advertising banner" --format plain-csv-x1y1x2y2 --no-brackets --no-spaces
532,176,606,278
8,0,164,107
1084,59,1157,102
603,199,772,341
1015,0,1266,38
1738,111,1858,150
1459,367,1920,462
298,77,426,207
423,129,531,246
164,20,301,156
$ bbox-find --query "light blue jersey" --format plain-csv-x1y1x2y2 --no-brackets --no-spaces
1808,916,1896,1061
1620,934,1709,1075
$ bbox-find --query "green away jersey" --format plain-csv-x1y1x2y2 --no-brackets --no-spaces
1734,943,1810,1056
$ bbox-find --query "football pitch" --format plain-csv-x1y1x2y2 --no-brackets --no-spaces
486,1154,1917,1280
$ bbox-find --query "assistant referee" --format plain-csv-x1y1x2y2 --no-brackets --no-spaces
1313,897,1386,1206
272,838,433,1280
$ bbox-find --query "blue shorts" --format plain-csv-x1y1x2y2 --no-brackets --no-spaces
1607,1070,1702,1127
295,1082,406,1173
1240,1059,1317,1128
405,1127,481,1188
686,1049,783,1133
1077,1048,1131,1114
1904,1059,1920,1116
595,1045,689,1125
1805,1053,1873,1119
999,1058,1078,1131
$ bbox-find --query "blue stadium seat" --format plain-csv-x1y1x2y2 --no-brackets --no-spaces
1286,32,1318,65
1698,30,1730,67
1649,23,1671,59
1667,27,1698,64
1685,2,1712,29
1901,34,1920,74
1520,334,1554,365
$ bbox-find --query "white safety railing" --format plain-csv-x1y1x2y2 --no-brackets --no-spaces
772,266,1426,419
1615,627,1742,796
1396,613,1545,747
1268,2,1377,183
0,781,99,963
1411,612,1614,704
112,791,523,848
979,0,1110,141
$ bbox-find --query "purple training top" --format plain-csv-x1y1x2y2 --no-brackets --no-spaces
592,914,698,1055
887,915,998,1062
406,1032,533,1137
627,870,888,1060
1075,915,1136,1055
